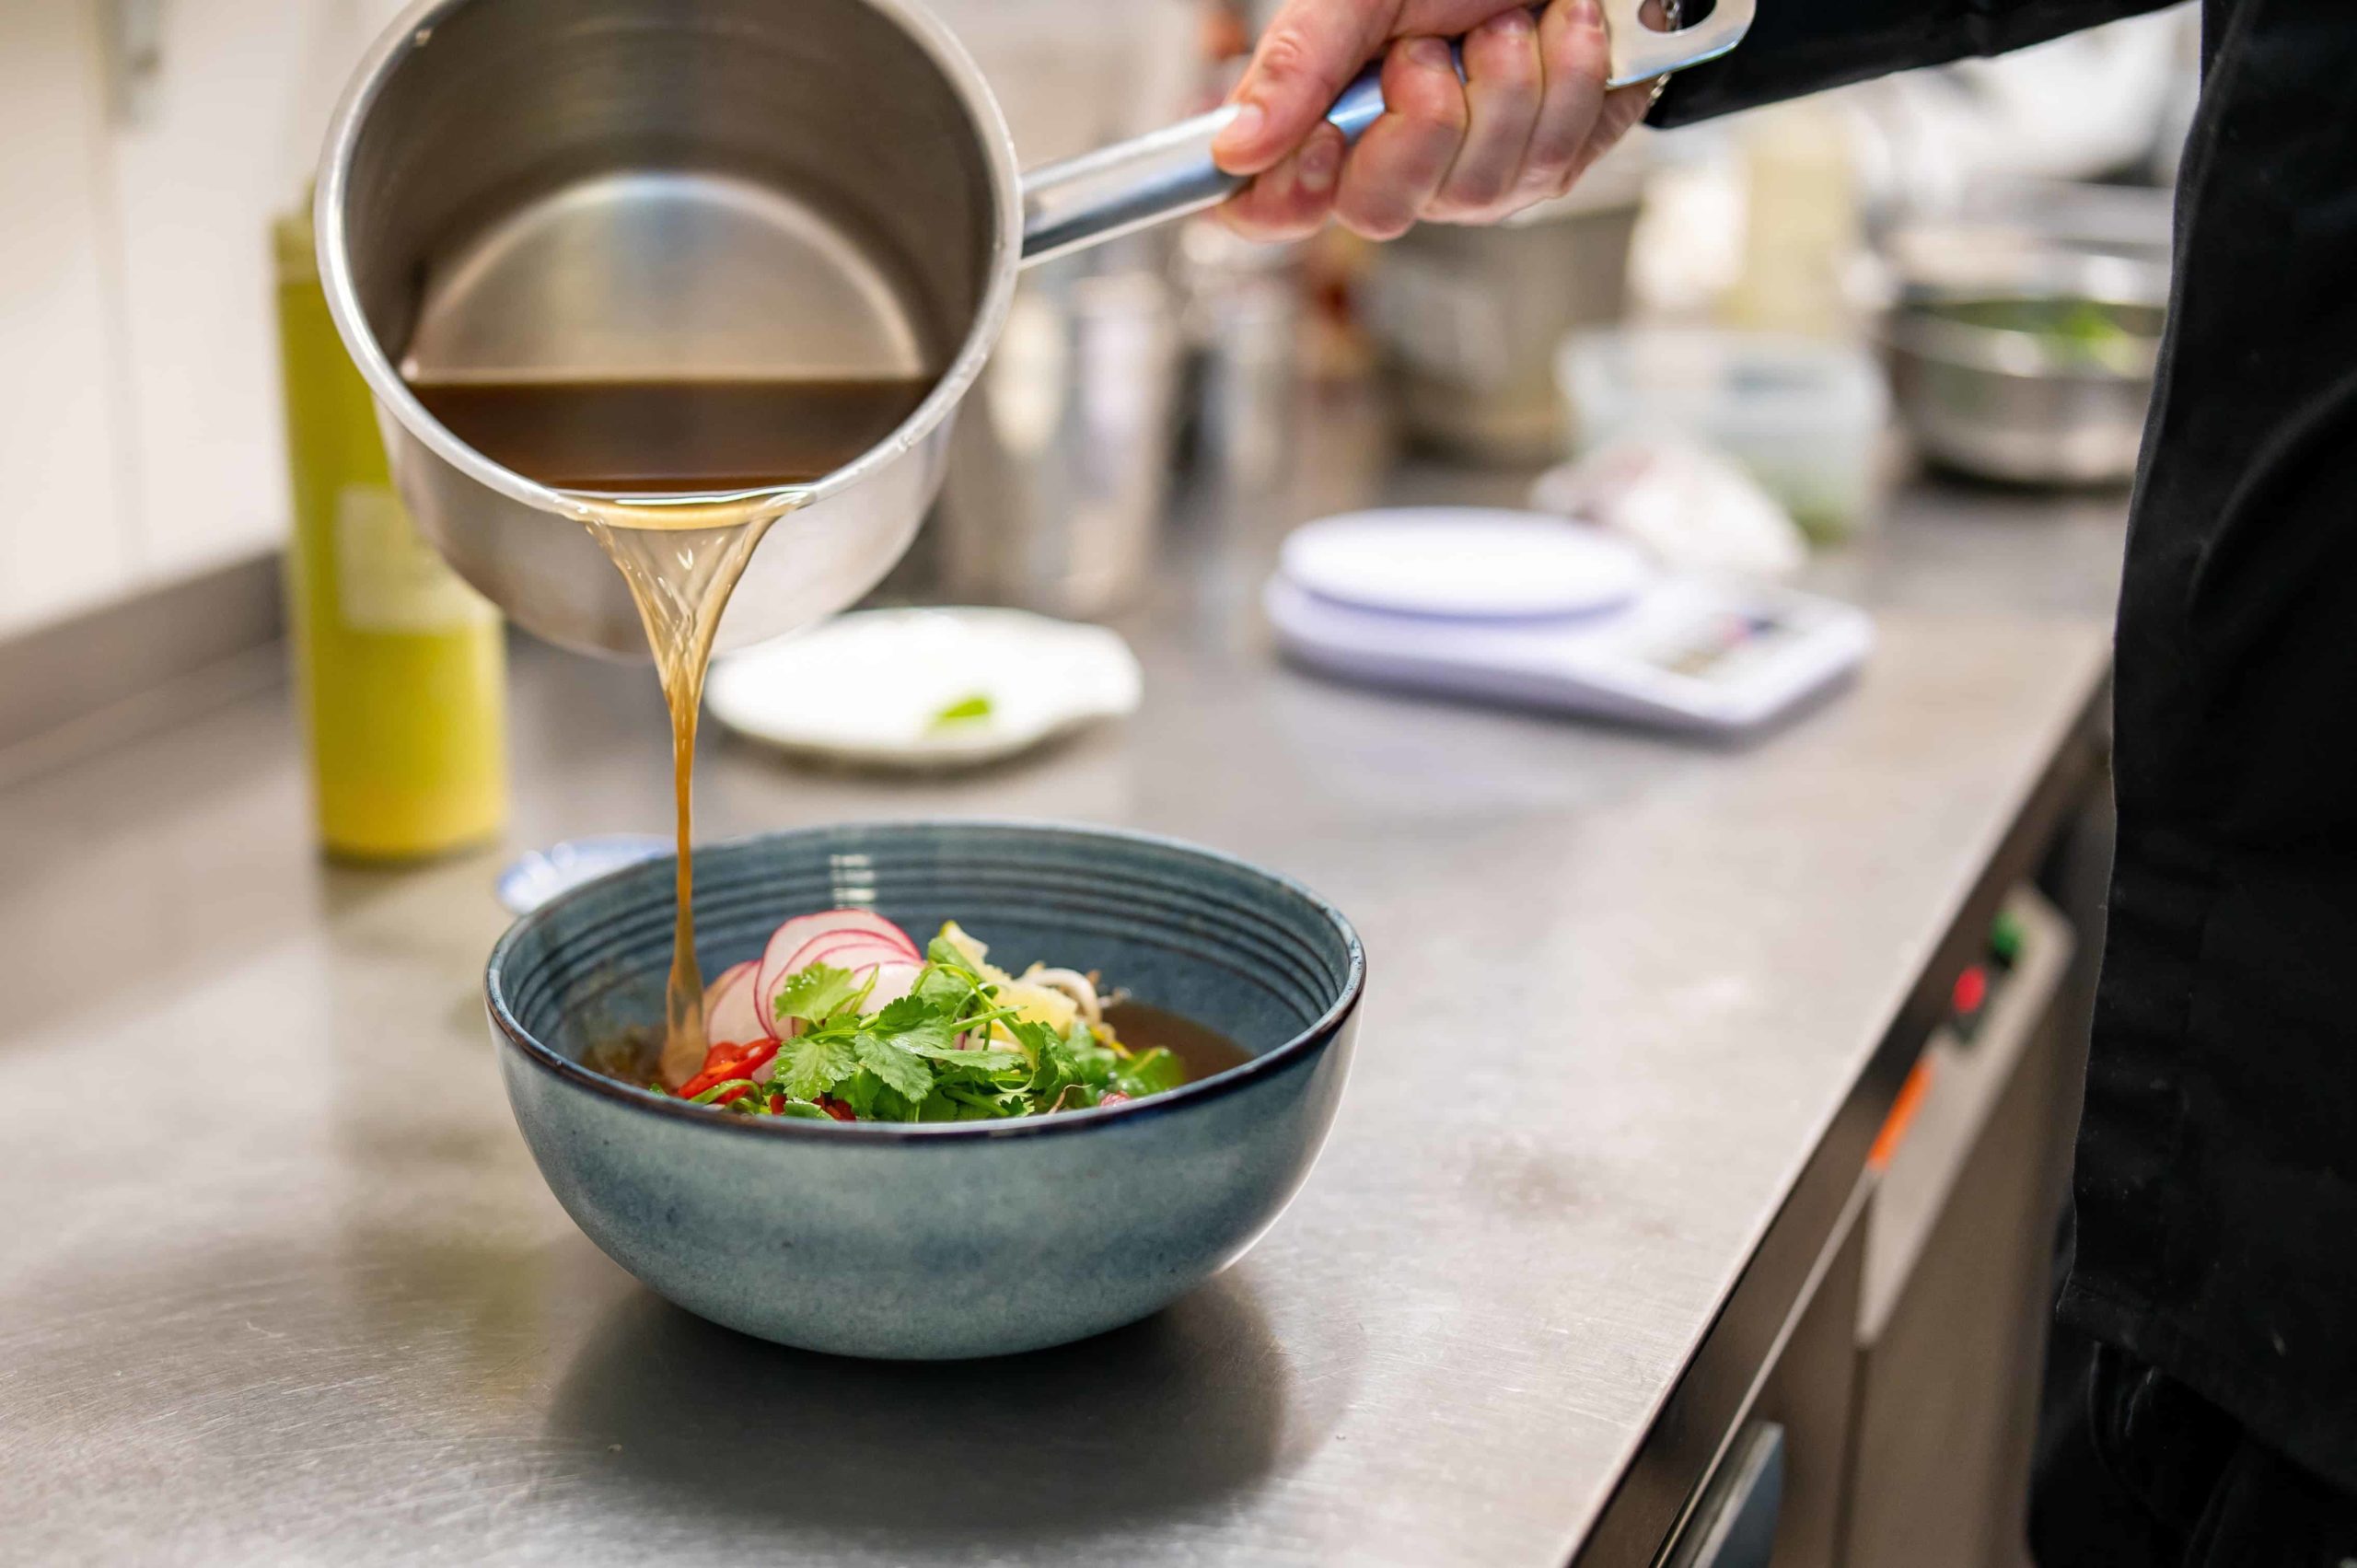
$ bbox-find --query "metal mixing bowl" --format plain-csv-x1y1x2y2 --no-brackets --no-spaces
1886,251,2167,487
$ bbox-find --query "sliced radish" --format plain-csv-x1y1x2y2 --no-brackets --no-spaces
864,961,923,1011
761,909,917,977
701,959,766,1045
759,910,914,1032
784,933,913,977
772,941,911,1026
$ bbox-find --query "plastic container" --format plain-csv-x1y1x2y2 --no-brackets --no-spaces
1557,328,1890,542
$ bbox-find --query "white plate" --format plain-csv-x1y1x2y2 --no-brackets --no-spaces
705,608,1143,770
1280,507,1652,621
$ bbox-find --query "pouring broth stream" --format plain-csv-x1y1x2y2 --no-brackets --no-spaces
409,375,931,1085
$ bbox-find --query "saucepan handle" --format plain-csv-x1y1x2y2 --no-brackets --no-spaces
1018,0,1752,265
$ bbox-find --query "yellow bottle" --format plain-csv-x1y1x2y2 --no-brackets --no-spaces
274,203,507,860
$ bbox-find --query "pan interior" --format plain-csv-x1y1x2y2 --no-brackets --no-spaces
405,169,933,387
344,0,1004,411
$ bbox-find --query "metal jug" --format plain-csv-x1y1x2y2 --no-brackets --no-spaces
317,0,1751,658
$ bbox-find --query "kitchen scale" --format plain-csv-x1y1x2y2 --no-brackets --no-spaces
1264,508,1872,736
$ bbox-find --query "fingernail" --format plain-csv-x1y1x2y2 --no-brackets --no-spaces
1409,37,1453,72
1572,0,1603,29
1217,100,1265,154
1492,7,1535,35
1300,136,1340,193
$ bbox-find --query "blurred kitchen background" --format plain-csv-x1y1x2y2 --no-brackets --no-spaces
0,9,2190,1561
1,0,2190,656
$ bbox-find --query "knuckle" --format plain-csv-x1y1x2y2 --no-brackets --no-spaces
1472,27,1541,84
1489,190,1544,224
1335,194,1411,242
1222,203,1314,244
1216,200,1272,240
1403,92,1469,138
1254,27,1319,87
1219,183,1287,238
1519,150,1575,192
1457,160,1514,206
1431,191,1504,226
1545,37,1608,90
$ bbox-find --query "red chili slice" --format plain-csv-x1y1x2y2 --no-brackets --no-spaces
677,1067,731,1099
686,1032,785,1095
816,1096,858,1122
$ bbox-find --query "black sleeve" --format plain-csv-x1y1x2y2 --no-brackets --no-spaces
1650,0,2190,126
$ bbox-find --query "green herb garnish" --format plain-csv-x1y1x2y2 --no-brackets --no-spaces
928,692,994,730
718,938,1175,1122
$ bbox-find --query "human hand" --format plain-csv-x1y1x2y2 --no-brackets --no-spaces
1211,0,1657,241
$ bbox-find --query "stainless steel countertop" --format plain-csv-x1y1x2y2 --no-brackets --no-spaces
0,412,2120,1567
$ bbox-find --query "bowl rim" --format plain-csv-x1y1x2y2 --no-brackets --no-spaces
485,818,1366,1144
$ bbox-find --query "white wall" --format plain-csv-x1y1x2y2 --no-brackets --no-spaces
0,0,403,638
0,1,141,633
107,0,313,583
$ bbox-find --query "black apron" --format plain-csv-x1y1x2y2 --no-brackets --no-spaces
1657,0,2357,1499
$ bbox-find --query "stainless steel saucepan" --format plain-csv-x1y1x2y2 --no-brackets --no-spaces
319,0,1752,658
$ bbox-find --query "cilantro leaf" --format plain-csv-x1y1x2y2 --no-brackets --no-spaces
1062,1020,1120,1086
1026,1028,1087,1105
901,1038,1028,1070
772,964,870,1028
772,1030,860,1100
873,994,953,1046
834,1069,923,1121
865,987,1028,1069
853,1031,935,1101
924,934,982,976
1019,1017,1133,1112
1006,1019,1062,1062
1112,1046,1185,1098
912,973,968,1014
923,1081,1028,1121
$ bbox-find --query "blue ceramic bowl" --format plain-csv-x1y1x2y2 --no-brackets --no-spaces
487,820,1364,1359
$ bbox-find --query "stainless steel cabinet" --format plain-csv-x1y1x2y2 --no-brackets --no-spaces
1841,890,2077,1568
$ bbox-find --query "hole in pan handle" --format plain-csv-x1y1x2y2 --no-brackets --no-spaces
1018,0,1754,266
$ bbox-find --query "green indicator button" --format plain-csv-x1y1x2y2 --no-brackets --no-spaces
1989,910,2025,970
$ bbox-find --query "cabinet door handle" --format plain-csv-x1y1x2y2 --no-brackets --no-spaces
1663,1421,1785,1568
